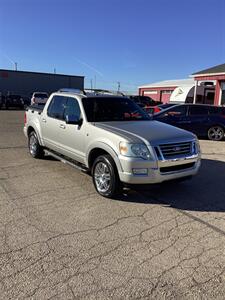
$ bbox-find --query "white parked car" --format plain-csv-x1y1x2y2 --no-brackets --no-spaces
31,92,49,105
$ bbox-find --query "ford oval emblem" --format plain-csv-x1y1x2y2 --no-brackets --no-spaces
174,146,181,151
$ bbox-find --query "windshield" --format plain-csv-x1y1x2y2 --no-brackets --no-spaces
82,97,150,122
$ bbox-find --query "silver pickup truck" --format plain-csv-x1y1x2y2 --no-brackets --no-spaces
24,91,201,198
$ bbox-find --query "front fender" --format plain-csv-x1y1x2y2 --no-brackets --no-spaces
86,141,123,173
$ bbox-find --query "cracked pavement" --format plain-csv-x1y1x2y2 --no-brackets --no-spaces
1,110,225,299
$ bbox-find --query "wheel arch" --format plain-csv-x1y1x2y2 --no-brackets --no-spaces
27,125,43,145
207,123,225,131
87,142,123,173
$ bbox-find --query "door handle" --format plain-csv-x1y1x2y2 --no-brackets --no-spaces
42,118,46,123
59,124,66,129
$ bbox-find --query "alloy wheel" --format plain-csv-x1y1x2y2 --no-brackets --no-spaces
29,135,38,155
94,162,111,193
208,126,224,141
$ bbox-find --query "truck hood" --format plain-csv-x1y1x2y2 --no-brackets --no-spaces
94,120,195,145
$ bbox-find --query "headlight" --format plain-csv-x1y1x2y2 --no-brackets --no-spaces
119,142,152,160
195,139,201,153
192,139,200,154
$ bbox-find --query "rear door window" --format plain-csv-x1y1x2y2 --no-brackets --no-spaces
47,96,67,120
34,93,48,98
189,106,208,116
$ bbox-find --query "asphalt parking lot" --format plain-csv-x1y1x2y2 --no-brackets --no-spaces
1,110,225,299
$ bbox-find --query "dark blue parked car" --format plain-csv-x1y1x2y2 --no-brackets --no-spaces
152,104,225,141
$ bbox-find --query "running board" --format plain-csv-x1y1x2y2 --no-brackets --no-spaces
45,149,89,173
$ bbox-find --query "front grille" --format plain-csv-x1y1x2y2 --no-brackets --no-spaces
160,162,195,173
159,142,192,159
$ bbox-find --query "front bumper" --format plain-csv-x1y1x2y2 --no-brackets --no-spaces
118,154,201,184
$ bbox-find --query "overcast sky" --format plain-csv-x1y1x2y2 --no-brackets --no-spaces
0,0,225,92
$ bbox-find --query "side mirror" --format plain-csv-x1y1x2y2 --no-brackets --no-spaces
65,115,82,125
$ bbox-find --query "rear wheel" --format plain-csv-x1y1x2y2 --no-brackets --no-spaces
28,131,44,158
208,126,224,141
92,154,122,198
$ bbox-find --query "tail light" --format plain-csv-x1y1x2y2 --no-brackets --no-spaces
24,112,27,125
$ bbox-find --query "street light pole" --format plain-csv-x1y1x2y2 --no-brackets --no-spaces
117,81,121,93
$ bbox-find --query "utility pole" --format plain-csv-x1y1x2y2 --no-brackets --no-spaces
90,79,93,90
54,68,56,74
117,81,121,93
15,62,18,71
94,75,96,89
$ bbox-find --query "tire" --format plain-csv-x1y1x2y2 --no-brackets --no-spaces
208,126,224,141
92,154,122,198
28,131,44,158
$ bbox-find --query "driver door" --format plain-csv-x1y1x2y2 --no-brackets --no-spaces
58,96,86,164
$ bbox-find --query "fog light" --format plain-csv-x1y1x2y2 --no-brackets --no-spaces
132,168,148,175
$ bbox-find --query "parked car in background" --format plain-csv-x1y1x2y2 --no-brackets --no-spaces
139,103,177,116
5,94,24,109
22,95,32,107
130,95,162,107
31,92,49,105
158,103,177,110
130,95,163,115
152,104,225,141
144,105,162,115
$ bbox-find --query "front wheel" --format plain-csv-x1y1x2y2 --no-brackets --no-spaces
208,126,224,141
92,154,122,198
28,131,44,158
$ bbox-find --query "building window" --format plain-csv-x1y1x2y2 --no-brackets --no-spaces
143,90,157,95
161,90,173,94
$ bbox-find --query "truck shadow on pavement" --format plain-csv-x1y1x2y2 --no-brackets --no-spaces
121,158,225,213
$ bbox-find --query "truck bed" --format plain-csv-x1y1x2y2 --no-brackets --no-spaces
26,104,45,114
